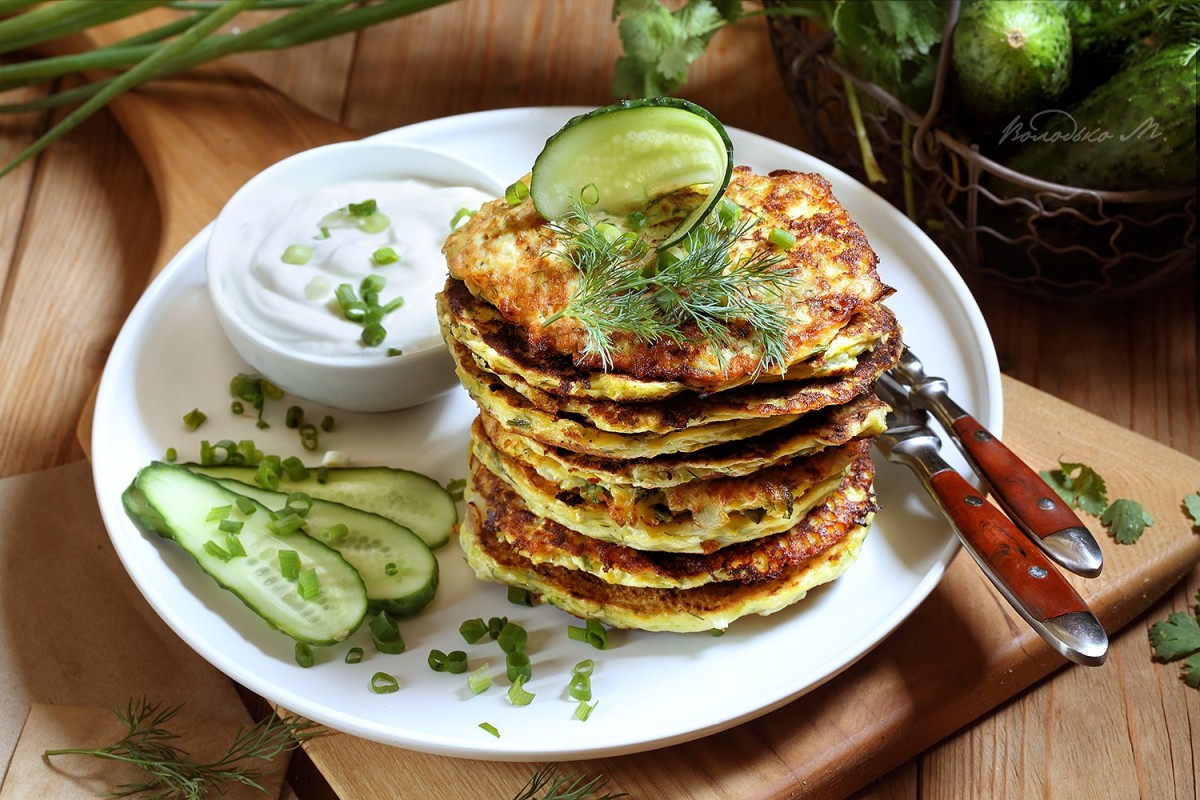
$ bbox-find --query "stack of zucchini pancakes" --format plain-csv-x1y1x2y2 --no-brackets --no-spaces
437,165,901,633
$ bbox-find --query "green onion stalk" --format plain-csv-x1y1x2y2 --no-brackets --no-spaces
0,0,459,179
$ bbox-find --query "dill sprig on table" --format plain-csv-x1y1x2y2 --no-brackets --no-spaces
43,697,321,800
511,762,627,800
0,0,457,179
542,196,800,375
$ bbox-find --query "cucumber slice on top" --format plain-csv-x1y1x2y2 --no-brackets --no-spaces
530,98,734,248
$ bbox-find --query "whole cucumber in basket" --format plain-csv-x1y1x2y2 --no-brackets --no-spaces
1003,42,1198,191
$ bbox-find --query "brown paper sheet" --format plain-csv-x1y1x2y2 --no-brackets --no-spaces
0,460,288,797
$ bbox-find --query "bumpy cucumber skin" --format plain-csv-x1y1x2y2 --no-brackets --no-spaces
204,476,439,618
952,0,1072,118
530,97,734,248
1004,43,1198,190
130,463,368,646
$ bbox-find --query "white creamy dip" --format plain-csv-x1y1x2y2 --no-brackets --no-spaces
219,179,492,358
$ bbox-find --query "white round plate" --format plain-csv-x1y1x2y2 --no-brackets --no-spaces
92,107,1001,761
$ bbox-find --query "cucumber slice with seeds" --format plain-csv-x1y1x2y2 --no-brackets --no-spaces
127,463,367,646
202,477,439,617
186,464,456,550
531,98,734,248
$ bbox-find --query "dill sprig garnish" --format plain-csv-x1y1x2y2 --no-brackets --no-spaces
43,697,322,799
511,762,627,800
542,196,801,375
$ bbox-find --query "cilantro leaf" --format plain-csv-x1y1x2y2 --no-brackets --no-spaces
829,0,946,109
1040,459,1109,516
611,0,733,98
1099,498,1154,544
1184,490,1200,530
1149,611,1200,662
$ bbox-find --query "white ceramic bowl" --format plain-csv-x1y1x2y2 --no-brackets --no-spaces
206,141,503,412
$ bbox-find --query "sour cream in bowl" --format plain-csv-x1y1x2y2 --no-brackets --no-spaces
206,141,503,412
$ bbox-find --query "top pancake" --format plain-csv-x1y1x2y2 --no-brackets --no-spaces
442,166,893,394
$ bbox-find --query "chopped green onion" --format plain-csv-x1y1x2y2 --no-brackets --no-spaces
230,400,244,415
335,283,360,315
224,533,246,558
295,642,314,668
348,199,377,217
568,671,591,702
299,424,319,451
285,405,304,429
320,524,348,544
467,665,492,695
428,649,449,672
574,700,596,721
479,722,500,738
164,447,177,462
278,549,300,580
459,618,487,644
505,180,529,205
449,207,475,229
580,182,600,206
446,478,466,502
497,622,527,654
358,212,390,234
203,540,232,562
316,466,330,484
318,226,331,239
627,210,647,230
709,628,725,637
345,647,364,664
206,505,232,522
573,659,595,677
506,651,531,683
218,518,243,534
381,295,405,314
507,586,534,607
237,440,263,466
235,496,256,515
487,616,508,640
304,276,331,300
369,610,406,654
768,227,797,250
371,247,399,266
386,347,404,357
361,322,387,348
281,244,313,265
320,415,335,432
507,675,535,706
255,459,282,491
267,510,305,536
567,619,609,650
297,567,320,600
383,562,398,576
369,672,399,694
282,456,310,481
717,197,741,228
183,408,207,431
446,650,468,674
360,273,387,294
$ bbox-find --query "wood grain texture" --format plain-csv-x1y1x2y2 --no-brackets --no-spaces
0,1,1197,797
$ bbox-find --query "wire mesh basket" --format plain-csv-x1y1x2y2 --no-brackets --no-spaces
764,4,1196,300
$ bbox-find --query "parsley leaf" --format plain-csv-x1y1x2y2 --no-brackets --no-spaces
1149,611,1200,662
1184,653,1200,689
1040,459,1109,516
611,0,736,98
1099,498,1154,544
1184,489,1200,530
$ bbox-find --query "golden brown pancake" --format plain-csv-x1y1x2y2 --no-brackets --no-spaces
466,443,876,590
460,457,873,632
442,166,893,391
476,389,887,489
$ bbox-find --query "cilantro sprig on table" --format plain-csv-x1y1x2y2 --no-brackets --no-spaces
1039,459,1154,544
1149,591,1200,690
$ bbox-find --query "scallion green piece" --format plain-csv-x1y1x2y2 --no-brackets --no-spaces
627,209,647,230
381,295,405,314
281,456,309,481
467,665,492,695
358,212,390,234
505,180,528,205
255,459,281,491
202,540,232,562
386,347,404,357
497,622,527,654
568,671,591,702
206,505,232,522
459,618,487,644
369,672,399,694
383,562,398,576
445,478,466,502
478,722,500,738
768,227,797,250
235,495,256,515
505,651,531,683
320,524,348,544
345,646,364,664
361,322,387,348
487,616,508,640
224,533,246,558
369,610,405,655
449,207,474,229
281,244,313,265
285,405,304,429
370,247,398,266
347,199,377,217
164,447,177,462
567,619,609,650
507,586,534,607
295,641,314,668
296,567,320,600
507,675,535,706
267,511,304,536
284,492,313,518
183,408,207,430
319,415,335,432
278,549,300,581
299,423,319,452
230,400,244,415
218,518,243,535
574,700,596,721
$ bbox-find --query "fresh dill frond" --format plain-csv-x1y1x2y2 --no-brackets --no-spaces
43,697,322,800
543,196,800,375
511,762,627,800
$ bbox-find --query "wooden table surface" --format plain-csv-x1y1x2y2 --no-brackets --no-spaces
1,2,1196,798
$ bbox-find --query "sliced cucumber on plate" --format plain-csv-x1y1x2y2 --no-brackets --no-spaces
530,97,734,247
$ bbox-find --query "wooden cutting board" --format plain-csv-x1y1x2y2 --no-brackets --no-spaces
72,13,1200,799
